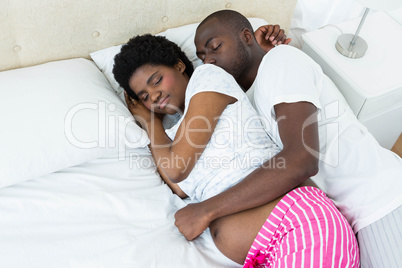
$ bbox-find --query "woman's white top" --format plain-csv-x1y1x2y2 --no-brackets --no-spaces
166,64,280,202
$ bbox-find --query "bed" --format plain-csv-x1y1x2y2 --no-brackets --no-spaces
1,1,299,267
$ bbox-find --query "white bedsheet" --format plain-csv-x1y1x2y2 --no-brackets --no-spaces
0,147,240,268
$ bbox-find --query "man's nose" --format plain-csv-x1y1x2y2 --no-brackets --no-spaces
205,55,216,64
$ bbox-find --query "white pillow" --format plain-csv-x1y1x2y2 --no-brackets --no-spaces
90,18,269,101
0,58,149,188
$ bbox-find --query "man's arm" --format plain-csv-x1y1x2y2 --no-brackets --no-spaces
175,101,319,240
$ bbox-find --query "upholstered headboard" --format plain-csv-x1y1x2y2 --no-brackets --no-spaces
1,0,297,72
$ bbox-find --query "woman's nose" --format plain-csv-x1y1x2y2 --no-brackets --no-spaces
151,90,161,103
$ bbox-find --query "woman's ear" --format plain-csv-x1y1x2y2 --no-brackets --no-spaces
175,60,186,74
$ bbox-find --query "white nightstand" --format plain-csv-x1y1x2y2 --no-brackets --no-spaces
301,11,402,149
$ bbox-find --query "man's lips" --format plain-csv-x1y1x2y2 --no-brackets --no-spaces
158,96,170,110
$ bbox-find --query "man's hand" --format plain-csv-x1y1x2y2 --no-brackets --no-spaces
254,24,292,53
174,202,212,240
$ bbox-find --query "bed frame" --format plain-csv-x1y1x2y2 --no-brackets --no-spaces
1,0,297,72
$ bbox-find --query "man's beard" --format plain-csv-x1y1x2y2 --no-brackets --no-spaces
230,40,250,82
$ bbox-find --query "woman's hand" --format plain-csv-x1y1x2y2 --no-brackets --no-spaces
124,92,158,127
254,24,292,53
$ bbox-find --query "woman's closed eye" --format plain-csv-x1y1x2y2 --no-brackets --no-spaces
141,93,149,102
154,76,162,86
140,76,162,102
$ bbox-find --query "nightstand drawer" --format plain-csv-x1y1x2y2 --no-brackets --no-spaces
359,86,402,119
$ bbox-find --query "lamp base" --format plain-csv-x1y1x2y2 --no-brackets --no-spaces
335,34,368,59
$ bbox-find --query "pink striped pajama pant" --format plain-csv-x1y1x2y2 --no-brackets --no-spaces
243,186,359,268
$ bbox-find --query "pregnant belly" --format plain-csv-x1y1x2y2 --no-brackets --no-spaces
208,195,283,264
208,179,316,264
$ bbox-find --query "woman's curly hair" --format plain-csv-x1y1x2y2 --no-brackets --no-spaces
113,34,194,100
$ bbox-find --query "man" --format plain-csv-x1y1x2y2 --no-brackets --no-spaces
175,10,402,268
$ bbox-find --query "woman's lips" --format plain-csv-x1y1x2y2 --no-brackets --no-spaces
158,96,170,110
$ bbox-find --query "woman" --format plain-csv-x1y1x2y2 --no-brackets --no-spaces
113,34,359,267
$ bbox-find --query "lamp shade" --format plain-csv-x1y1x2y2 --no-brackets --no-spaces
357,0,402,11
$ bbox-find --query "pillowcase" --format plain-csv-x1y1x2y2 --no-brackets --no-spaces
90,18,269,101
0,58,149,188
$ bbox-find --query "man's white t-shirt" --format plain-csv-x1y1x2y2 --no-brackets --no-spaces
166,64,280,202
247,45,402,233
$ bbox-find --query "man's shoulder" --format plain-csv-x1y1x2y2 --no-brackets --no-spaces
264,45,306,62
269,44,303,54
260,45,320,74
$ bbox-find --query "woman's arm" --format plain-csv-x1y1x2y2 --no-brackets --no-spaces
155,161,188,198
125,92,187,197
174,101,319,240
145,91,236,183
125,91,236,184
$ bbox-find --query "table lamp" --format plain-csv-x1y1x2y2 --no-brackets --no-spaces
335,0,402,59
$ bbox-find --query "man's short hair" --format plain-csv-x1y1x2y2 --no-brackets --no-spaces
198,10,254,37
